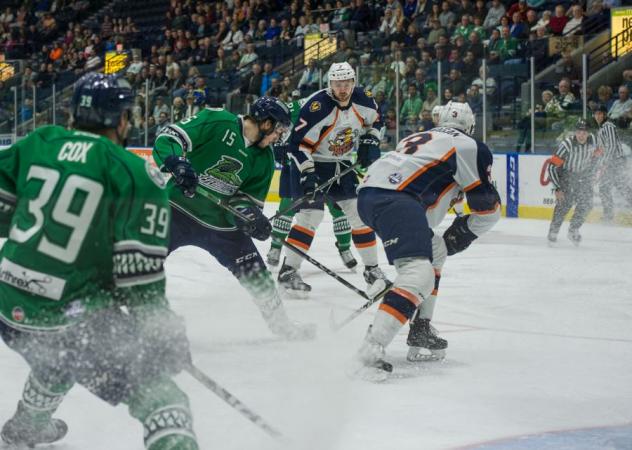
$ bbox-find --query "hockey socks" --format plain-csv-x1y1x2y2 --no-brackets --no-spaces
126,378,198,450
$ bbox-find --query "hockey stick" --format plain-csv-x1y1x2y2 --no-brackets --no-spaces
186,364,283,439
328,288,389,332
195,186,376,301
270,162,361,220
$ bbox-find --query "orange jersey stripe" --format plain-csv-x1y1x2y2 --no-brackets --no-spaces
397,147,456,191
352,227,374,235
287,238,310,250
354,240,376,248
463,179,482,192
351,106,365,127
427,182,457,210
292,225,315,237
392,287,420,306
314,108,340,149
379,304,408,324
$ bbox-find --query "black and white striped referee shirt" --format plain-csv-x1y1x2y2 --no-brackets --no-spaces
548,134,597,189
596,120,623,159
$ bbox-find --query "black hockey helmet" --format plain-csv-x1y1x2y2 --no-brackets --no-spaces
71,72,134,130
250,96,291,129
575,118,588,130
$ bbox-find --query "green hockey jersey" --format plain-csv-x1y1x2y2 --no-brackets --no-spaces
153,108,275,230
0,125,170,330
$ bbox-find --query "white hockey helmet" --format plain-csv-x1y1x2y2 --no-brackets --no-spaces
327,62,356,89
437,101,475,135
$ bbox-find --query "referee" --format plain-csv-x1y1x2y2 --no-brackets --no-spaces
547,119,599,245
593,104,632,223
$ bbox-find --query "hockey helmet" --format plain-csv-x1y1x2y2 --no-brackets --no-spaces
71,72,134,130
250,96,292,142
437,101,475,135
327,62,356,89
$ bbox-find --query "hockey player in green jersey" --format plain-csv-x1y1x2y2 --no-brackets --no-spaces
266,97,358,270
153,96,315,340
0,72,199,449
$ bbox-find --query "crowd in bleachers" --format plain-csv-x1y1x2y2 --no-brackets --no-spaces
1,0,629,149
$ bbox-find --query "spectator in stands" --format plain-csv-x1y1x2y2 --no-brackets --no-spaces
294,15,309,46
466,84,483,113
553,50,580,82
563,5,584,36
297,59,321,94
260,62,280,97
267,77,283,97
156,111,170,134
241,62,263,96
152,96,169,121
418,109,434,131
427,18,446,46
506,0,530,22
222,22,244,51
184,93,199,118
379,9,396,37
609,85,632,127
349,0,372,31
443,87,454,103
374,90,390,118
445,69,468,97
453,15,474,41
587,1,610,32
532,11,551,31
484,0,506,29
460,51,478,83
548,5,568,36
469,66,495,101
439,1,456,30
510,11,528,38
623,70,632,92
264,18,281,41
331,0,351,31
238,43,258,73
424,3,442,32
497,25,521,63
466,31,484,59
171,96,186,122
0,7,13,26
422,87,439,111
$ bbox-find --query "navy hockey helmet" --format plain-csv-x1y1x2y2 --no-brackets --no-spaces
71,72,134,130
250,96,292,143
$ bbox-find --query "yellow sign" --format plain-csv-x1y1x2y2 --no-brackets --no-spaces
104,51,128,74
611,7,632,57
303,33,337,65
0,62,15,81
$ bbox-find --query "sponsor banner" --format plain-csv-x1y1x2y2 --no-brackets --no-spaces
0,134,16,147
128,147,157,166
0,257,66,301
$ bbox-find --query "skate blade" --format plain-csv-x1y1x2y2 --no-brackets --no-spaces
366,279,391,300
346,362,390,383
406,347,446,362
279,286,310,300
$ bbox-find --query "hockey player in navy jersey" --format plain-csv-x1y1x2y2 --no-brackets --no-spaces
277,62,390,298
353,102,501,379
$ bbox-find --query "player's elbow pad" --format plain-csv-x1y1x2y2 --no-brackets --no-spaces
443,215,478,256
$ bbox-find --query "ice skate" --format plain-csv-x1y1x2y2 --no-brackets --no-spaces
567,228,582,246
547,230,558,246
407,316,447,362
265,307,316,341
363,265,392,299
266,246,281,267
278,261,311,299
336,242,357,270
350,330,393,382
1,402,68,448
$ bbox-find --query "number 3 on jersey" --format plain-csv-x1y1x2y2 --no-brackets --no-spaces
400,133,433,155
9,165,103,264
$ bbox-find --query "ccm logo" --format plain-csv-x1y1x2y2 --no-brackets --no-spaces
508,156,517,202
383,237,399,248
236,252,258,264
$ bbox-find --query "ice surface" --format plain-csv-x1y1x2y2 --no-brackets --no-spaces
1,207,631,450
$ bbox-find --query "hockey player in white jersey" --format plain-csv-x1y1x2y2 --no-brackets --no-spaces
277,62,390,298
353,102,501,378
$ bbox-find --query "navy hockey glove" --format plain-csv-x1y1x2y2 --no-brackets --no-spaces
357,133,381,169
300,168,320,203
443,215,478,256
161,155,198,198
234,205,272,241
272,142,289,165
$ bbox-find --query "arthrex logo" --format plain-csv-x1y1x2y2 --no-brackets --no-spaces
0,258,66,301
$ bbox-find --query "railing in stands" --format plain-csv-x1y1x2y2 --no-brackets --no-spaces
588,23,632,77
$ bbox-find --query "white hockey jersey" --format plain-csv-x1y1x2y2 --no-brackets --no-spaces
359,128,501,232
289,87,380,171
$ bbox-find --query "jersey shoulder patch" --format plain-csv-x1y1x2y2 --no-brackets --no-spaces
351,86,378,110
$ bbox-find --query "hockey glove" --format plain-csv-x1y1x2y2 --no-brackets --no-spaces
272,142,290,165
300,168,320,203
234,205,272,241
161,155,198,198
443,215,478,256
357,133,381,169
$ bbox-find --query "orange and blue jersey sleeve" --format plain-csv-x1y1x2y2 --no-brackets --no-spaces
463,140,501,236
288,93,334,172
